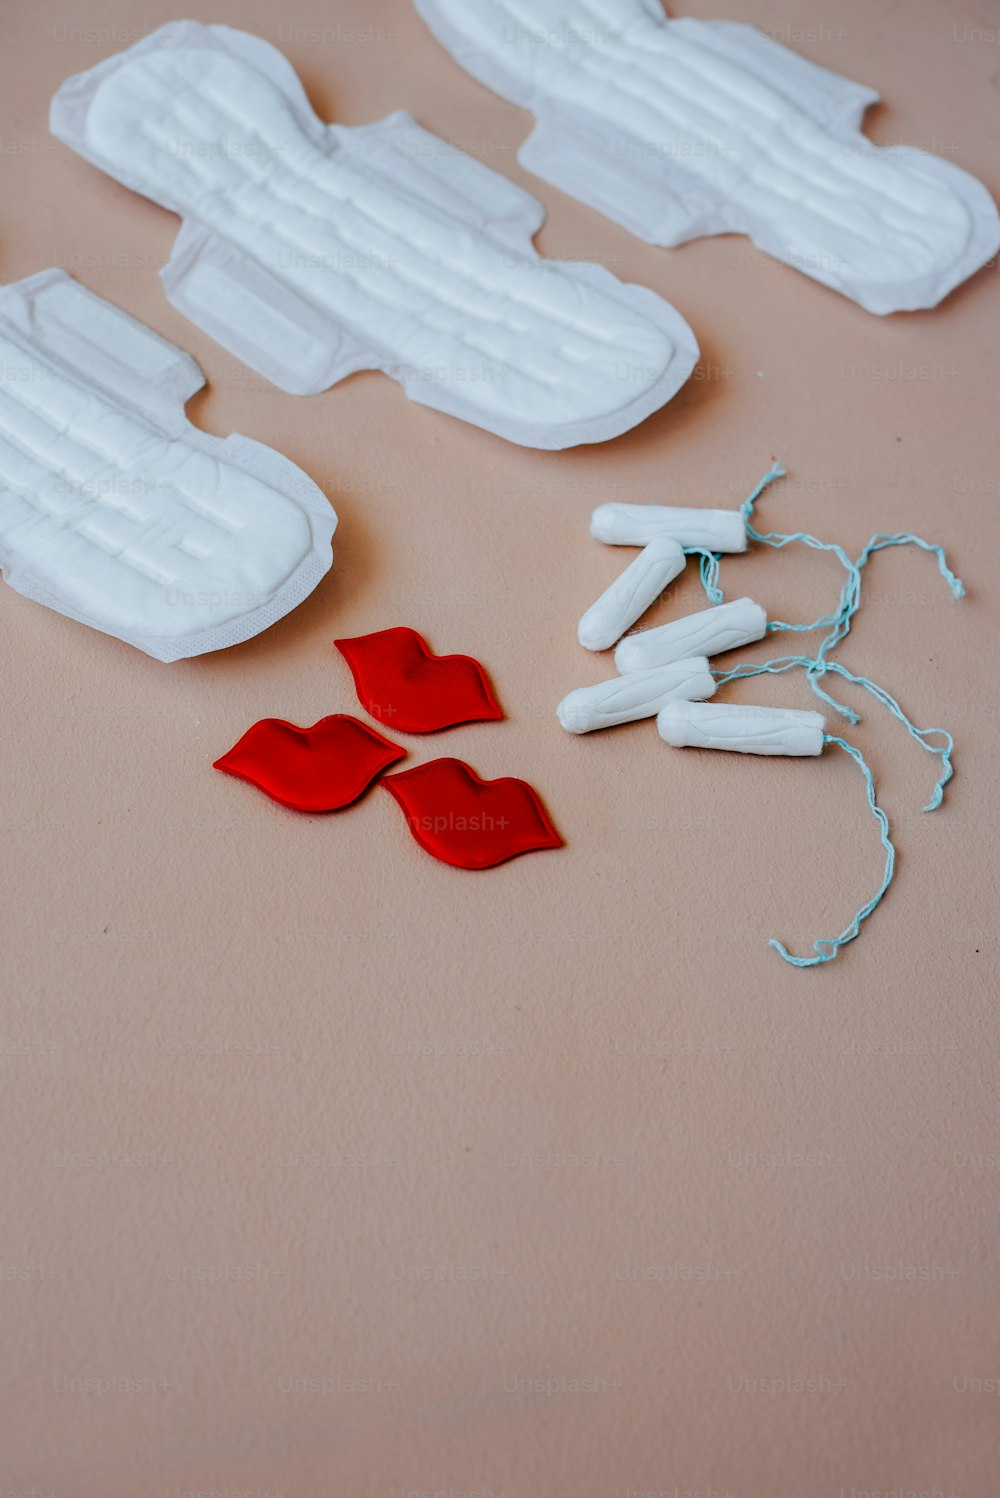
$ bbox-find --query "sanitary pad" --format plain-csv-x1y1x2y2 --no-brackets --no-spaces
50,22,699,449
414,0,1000,313
0,269,335,661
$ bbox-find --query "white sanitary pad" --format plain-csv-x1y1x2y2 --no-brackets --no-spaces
0,269,335,662
50,22,699,449
414,0,1000,313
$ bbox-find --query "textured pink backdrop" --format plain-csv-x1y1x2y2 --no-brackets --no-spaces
2,0,999,1493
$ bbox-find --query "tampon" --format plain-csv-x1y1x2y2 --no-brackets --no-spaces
578,537,685,651
615,597,767,673
657,701,826,756
558,657,714,734
590,503,747,552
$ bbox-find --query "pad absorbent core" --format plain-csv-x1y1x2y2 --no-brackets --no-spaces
51,21,699,449
414,0,1000,313
0,269,335,661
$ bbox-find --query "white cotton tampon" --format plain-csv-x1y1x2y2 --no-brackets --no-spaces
558,657,714,734
657,701,826,756
615,597,768,673
578,536,685,651
590,503,747,553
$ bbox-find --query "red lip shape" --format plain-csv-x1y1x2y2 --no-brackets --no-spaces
214,715,405,812
335,627,503,733
382,758,563,869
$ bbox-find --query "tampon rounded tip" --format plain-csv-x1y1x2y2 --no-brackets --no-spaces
577,614,615,652
614,635,649,673
589,504,619,542
656,702,689,747
556,689,592,734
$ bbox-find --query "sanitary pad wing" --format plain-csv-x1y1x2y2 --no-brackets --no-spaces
0,270,335,662
414,0,1000,313
50,22,699,449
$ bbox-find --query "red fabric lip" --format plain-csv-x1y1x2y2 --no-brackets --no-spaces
334,627,503,733
382,758,563,869
214,715,405,812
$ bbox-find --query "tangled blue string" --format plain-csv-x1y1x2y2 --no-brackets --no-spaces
681,463,965,965
689,462,964,813
713,657,955,813
769,735,896,968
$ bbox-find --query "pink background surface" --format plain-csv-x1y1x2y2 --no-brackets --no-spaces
2,0,999,1492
